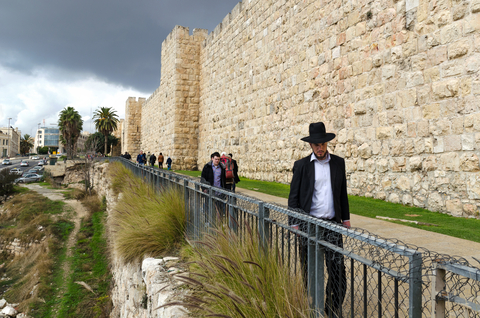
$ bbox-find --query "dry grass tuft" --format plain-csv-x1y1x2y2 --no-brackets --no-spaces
108,162,185,263
174,223,313,318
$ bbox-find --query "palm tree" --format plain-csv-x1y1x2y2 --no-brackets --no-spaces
58,106,83,159
93,107,119,156
20,134,34,155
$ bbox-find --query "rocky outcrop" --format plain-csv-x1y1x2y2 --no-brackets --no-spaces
0,298,28,317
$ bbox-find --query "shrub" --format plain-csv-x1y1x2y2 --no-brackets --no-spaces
0,169,17,196
109,162,185,263
172,224,313,318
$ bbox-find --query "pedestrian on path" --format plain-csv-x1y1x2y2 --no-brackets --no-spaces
288,122,350,317
158,153,164,169
166,156,172,170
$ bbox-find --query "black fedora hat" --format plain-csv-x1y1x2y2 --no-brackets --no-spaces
301,122,336,143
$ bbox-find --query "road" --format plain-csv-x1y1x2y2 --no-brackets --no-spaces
0,157,47,175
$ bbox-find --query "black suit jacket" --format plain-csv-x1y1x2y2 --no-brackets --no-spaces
288,153,350,224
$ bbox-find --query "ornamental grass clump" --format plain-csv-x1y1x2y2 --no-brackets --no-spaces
170,224,313,318
108,162,185,263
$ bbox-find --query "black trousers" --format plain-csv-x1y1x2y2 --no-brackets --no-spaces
299,221,346,317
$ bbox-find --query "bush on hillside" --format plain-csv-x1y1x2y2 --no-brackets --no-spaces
0,169,17,196
108,162,185,263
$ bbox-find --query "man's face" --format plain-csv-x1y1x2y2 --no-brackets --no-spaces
212,156,220,166
140,151,143,154
310,142,328,160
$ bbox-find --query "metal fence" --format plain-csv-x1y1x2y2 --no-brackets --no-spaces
107,157,480,318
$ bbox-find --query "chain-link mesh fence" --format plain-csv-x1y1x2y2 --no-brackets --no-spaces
106,158,480,318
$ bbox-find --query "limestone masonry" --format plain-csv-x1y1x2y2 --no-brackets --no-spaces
121,0,480,218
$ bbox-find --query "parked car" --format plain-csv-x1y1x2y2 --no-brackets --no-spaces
9,168,23,175
2,159,11,165
37,160,44,166
15,173,43,183
27,168,43,174
31,156,39,160
32,165,44,171
20,160,29,167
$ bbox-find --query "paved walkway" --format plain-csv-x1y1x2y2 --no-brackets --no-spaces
235,187,480,265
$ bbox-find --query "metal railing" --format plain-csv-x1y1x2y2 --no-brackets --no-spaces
105,157,480,318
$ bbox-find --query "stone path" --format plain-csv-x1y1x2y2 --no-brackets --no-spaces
235,187,480,265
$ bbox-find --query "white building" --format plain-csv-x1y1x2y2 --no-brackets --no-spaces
0,127,21,157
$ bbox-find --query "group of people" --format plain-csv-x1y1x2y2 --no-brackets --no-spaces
200,152,240,193
127,150,172,170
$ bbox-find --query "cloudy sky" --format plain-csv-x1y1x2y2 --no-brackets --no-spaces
0,0,239,137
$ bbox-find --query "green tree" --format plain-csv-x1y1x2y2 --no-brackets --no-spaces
93,107,119,156
20,134,34,155
58,106,84,159
85,132,118,155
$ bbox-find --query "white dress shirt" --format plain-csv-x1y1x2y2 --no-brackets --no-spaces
309,152,335,220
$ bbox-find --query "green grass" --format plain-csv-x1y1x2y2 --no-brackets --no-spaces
58,209,112,317
175,170,480,243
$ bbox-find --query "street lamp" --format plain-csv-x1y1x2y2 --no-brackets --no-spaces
7,118,11,158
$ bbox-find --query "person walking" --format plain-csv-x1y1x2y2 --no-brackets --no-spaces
201,152,227,216
136,150,146,166
288,122,350,318
166,156,172,170
149,153,157,167
229,153,240,193
158,152,164,169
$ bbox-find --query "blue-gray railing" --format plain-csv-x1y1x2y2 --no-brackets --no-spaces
105,157,480,318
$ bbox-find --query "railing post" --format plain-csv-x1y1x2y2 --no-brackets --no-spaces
228,194,238,234
315,223,325,317
208,187,215,229
409,252,423,318
431,263,446,318
307,222,315,308
258,202,269,254
194,184,200,241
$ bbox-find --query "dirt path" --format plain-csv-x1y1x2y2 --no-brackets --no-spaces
22,184,88,317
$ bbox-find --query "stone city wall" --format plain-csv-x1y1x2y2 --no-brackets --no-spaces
123,0,480,217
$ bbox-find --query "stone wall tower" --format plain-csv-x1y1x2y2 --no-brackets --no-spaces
140,26,207,170
123,97,145,156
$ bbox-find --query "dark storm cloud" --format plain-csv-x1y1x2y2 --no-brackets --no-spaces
0,0,240,92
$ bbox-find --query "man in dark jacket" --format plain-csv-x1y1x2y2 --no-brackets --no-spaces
201,152,227,216
136,151,146,165
288,122,350,317
149,153,157,167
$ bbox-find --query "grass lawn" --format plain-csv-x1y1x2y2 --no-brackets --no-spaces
174,170,480,243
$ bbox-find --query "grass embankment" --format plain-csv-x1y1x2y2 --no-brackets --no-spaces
109,162,186,262
175,170,480,243
0,187,74,315
57,194,112,317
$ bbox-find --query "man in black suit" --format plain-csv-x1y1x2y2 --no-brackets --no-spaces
288,122,350,318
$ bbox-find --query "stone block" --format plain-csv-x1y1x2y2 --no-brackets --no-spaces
422,103,440,119
432,80,459,99
409,156,423,171
358,143,372,159
448,39,470,59
463,204,478,216
460,153,480,171
462,134,475,150
397,176,411,191
446,199,463,216
428,192,444,211
444,135,462,151
377,127,393,139
440,152,460,171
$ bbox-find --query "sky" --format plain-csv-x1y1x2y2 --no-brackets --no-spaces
0,0,240,137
